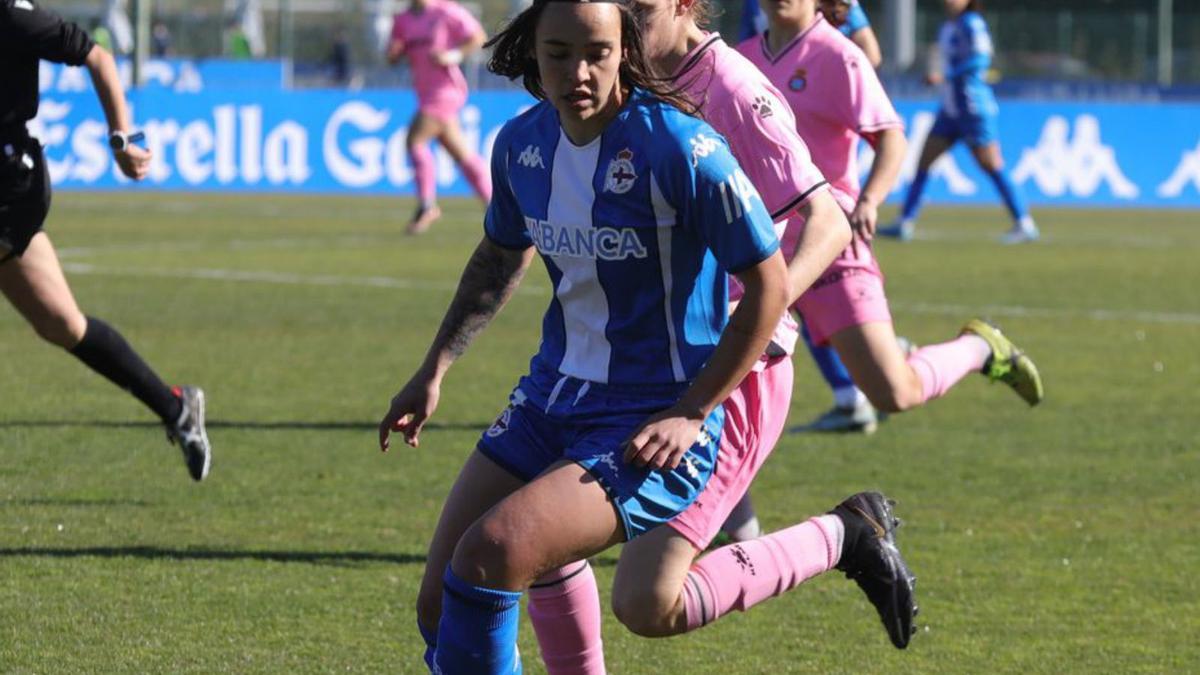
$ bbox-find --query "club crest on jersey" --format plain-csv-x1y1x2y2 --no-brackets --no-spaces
604,148,637,194
788,68,808,92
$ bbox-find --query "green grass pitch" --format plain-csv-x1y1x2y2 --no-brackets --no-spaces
1,193,1197,673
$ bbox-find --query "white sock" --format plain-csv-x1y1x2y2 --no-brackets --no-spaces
834,386,867,410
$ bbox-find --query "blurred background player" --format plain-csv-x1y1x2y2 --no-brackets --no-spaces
387,0,492,234
742,0,880,68
519,1,918,670
879,0,1039,244
377,1,791,670
0,0,211,481
739,0,1043,448
742,0,883,434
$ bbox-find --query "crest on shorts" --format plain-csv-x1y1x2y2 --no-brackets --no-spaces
788,68,808,92
604,148,637,194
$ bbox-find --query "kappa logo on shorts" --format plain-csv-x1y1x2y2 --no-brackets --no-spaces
518,144,544,169
596,451,620,475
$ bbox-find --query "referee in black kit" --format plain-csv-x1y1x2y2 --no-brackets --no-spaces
1,0,211,481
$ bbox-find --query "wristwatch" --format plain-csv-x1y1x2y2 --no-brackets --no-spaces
108,131,144,152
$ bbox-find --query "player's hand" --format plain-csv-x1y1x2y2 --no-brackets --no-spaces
113,145,151,181
379,373,441,452
848,196,878,241
924,72,944,86
433,49,464,67
622,406,705,471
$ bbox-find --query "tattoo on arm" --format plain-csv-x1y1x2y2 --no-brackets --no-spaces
432,240,531,361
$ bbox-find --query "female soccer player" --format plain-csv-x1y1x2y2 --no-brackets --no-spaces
739,0,1043,424
376,0,790,670
522,2,916,670
1,1,210,481
743,0,881,68
879,0,1039,243
387,0,492,234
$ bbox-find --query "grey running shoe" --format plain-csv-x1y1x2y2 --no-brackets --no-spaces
793,401,880,434
168,386,211,481
831,491,918,649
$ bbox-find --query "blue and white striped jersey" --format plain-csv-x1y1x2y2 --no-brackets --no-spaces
485,90,779,386
938,10,997,118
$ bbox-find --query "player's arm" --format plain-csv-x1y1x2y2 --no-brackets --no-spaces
851,126,905,238
84,44,150,180
851,26,882,69
435,8,487,66
783,190,850,302
386,17,406,64
379,238,535,450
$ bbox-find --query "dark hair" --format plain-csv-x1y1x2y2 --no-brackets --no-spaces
687,0,718,30
968,0,984,11
486,0,695,114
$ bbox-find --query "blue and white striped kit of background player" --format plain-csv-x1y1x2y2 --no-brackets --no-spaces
477,89,780,539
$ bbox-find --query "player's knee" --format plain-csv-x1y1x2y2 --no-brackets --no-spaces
450,518,534,589
611,587,676,638
866,383,920,414
33,312,84,348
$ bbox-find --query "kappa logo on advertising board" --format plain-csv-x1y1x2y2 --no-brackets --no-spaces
1158,139,1200,198
1012,115,1139,199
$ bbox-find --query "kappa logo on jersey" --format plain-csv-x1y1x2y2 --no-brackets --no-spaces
689,133,721,167
603,148,637,194
751,95,775,119
517,144,544,169
788,68,808,92
524,217,648,261
1012,115,1139,199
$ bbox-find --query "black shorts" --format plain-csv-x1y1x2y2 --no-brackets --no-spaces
0,136,52,261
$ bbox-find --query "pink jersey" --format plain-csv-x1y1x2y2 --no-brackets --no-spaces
738,16,901,213
674,34,831,356
390,0,482,107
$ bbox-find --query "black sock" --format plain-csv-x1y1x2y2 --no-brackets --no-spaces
831,503,868,570
69,316,182,424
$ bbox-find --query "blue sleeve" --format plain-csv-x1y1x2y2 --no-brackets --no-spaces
739,0,765,42
953,13,992,77
841,4,870,36
482,127,531,250
665,127,779,274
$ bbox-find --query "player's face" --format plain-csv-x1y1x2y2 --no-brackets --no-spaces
759,0,815,28
536,2,626,140
630,0,678,68
817,0,850,27
942,0,969,15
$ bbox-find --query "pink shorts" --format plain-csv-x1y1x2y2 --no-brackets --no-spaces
418,91,467,124
668,354,794,550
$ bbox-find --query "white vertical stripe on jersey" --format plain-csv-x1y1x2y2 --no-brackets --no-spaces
650,173,687,382
548,131,612,383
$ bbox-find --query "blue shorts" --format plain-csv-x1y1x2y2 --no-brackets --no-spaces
476,364,723,541
930,108,998,148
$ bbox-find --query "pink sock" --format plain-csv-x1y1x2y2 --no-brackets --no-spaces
409,143,436,206
682,515,843,631
459,153,493,203
907,334,991,403
528,561,606,675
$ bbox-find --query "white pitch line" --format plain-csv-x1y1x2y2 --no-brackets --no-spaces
890,301,1200,327
60,262,1200,326
61,262,549,296
56,235,396,259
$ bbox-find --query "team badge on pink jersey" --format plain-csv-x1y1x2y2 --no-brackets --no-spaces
604,149,637,194
788,68,808,92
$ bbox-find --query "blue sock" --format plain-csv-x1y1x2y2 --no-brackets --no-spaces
801,320,855,394
984,167,1029,222
435,566,523,674
900,169,930,221
418,620,438,671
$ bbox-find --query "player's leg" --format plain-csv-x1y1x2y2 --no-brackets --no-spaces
406,111,443,234
794,316,878,434
879,120,956,240
437,115,492,204
970,137,1038,243
0,232,210,480
611,492,918,649
437,460,623,673
527,561,606,675
415,449,527,668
